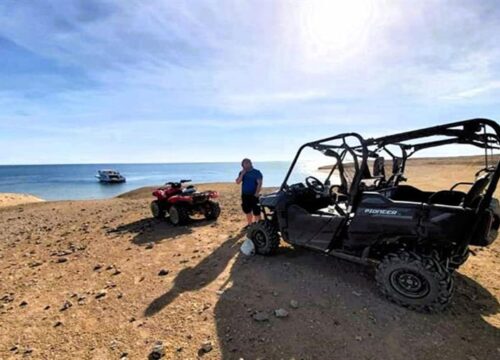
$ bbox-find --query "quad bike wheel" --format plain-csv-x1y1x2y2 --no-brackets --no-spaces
247,220,280,255
168,205,190,226
204,201,221,220
376,251,454,312
150,200,165,219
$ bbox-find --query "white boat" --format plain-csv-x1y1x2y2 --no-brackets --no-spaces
95,169,126,184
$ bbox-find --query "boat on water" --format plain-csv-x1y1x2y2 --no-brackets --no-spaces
95,169,126,184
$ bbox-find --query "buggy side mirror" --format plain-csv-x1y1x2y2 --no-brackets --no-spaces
373,157,385,177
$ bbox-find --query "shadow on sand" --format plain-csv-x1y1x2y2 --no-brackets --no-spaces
143,228,246,317
211,249,500,359
110,217,215,245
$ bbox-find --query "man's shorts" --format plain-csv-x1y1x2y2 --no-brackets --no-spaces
241,194,261,216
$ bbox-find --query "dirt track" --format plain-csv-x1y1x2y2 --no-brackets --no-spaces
0,159,499,359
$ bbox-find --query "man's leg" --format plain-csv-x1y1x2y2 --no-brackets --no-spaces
246,212,253,225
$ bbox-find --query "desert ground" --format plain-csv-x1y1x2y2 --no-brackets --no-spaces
0,157,499,359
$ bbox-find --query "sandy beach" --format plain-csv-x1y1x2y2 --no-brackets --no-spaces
0,157,499,359
0,193,44,208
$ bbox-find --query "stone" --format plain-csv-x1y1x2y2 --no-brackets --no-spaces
148,341,165,359
289,300,299,309
158,269,169,276
252,311,269,322
95,290,107,299
145,242,154,250
93,264,103,271
56,257,68,263
200,341,213,353
60,300,72,311
274,308,289,318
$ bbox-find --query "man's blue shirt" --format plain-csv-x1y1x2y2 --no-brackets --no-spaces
240,168,263,195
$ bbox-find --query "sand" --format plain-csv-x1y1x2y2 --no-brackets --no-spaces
0,193,44,208
0,158,499,359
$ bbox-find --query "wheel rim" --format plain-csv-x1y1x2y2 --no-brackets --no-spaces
205,205,213,217
253,230,267,248
389,269,430,299
170,207,179,224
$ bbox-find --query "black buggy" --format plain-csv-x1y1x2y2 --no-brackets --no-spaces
248,118,500,312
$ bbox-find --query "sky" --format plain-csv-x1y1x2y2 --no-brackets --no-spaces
0,0,499,165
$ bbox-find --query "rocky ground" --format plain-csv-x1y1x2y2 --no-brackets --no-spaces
0,159,499,359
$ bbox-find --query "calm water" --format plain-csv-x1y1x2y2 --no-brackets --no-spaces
0,162,315,200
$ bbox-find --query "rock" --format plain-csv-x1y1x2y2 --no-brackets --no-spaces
355,336,362,341
145,242,154,250
352,291,362,297
54,321,63,327
60,300,72,311
200,341,213,353
19,300,28,307
93,264,103,271
272,291,279,297
56,257,68,263
274,308,289,318
120,352,128,359
148,341,165,360
112,269,121,276
252,311,269,322
28,261,43,268
158,269,169,276
289,300,299,309
9,345,18,352
95,290,107,299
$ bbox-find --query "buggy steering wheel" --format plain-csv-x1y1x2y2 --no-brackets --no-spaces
305,176,325,193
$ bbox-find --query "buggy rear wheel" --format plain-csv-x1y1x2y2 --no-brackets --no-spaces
204,201,221,220
247,220,280,255
168,205,189,226
376,251,454,312
150,200,165,219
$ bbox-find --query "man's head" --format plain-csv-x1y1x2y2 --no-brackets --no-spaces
241,158,253,171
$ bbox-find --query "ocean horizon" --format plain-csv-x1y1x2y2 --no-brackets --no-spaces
0,161,317,201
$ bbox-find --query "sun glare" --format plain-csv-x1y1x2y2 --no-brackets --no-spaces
298,0,379,70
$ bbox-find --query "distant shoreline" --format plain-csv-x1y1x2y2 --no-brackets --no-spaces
318,154,499,170
0,193,44,208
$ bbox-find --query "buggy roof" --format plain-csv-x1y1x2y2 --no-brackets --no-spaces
307,118,500,158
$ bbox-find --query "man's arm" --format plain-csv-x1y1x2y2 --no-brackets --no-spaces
255,177,263,197
235,170,245,184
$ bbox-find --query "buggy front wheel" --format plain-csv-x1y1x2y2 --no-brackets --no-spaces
375,251,454,312
247,220,280,255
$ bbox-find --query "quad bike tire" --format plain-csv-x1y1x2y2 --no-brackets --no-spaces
168,205,190,226
150,200,165,219
247,220,280,255
376,251,454,312
204,201,221,220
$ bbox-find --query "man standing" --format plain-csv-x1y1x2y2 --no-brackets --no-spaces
235,158,263,227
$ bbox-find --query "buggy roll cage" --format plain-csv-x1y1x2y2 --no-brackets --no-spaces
280,118,500,214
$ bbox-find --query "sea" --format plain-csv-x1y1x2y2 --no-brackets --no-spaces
0,162,321,201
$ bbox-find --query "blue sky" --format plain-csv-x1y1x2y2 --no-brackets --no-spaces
0,0,499,164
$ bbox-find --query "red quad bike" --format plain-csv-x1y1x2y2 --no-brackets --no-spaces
150,179,221,225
